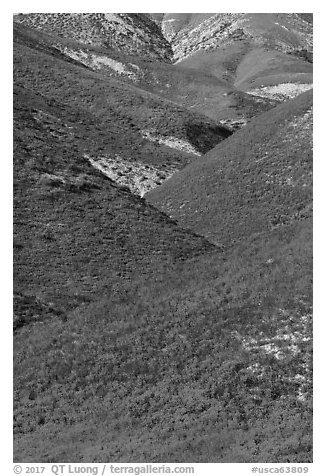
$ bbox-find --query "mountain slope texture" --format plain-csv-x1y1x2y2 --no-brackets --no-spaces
13,12,313,463
146,90,313,246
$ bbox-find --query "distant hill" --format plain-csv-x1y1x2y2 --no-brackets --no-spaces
14,20,278,128
14,13,173,61
153,13,313,63
151,13,313,103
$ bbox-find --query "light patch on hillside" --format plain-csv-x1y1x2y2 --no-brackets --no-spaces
234,307,312,402
142,129,201,156
103,13,125,25
286,107,313,145
173,13,245,63
171,13,312,63
85,154,176,197
219,117,248,131
234,310,311,360
247,83,312,101
55,45,143,81
260,107,312,199
15,13,172,61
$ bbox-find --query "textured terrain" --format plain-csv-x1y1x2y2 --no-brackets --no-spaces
13,13,313,463
14,13,173,61
146,90,313,246
149,13,313,110
152,13,313,63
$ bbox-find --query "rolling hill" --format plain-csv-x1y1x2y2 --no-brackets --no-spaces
151,13,313,103
146,90,313,246
14,12,313,141
13,13,313,463
152,13,313,63
14,21,233,195
13,18,278,136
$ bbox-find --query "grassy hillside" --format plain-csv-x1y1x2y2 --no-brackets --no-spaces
14,81,218,308
146,90,312,246
177,38,312,96
132,60,277,123
14,21,276,127
14,81,313,464
234,48,312,90
16,14,312,123
14,14,312,463
14,22,230,172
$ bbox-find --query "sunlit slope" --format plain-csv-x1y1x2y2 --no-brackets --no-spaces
164,13,312,63
146,90,312,246
14,21,275,126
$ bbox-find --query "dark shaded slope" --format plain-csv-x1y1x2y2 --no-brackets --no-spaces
13,83,217,311
146,90,312,246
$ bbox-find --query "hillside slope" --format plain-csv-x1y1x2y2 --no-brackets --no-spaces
14,20,277,129
154,13,313,63
14,73,218,309
14,13,312,464
146,90,313,246
14,13,173,61
152,13,313,103
14,22,231,195
14,81,313,463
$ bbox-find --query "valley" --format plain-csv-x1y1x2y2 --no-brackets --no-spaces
13,13,313,463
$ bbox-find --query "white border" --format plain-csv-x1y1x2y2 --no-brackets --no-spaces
4,3,323,474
